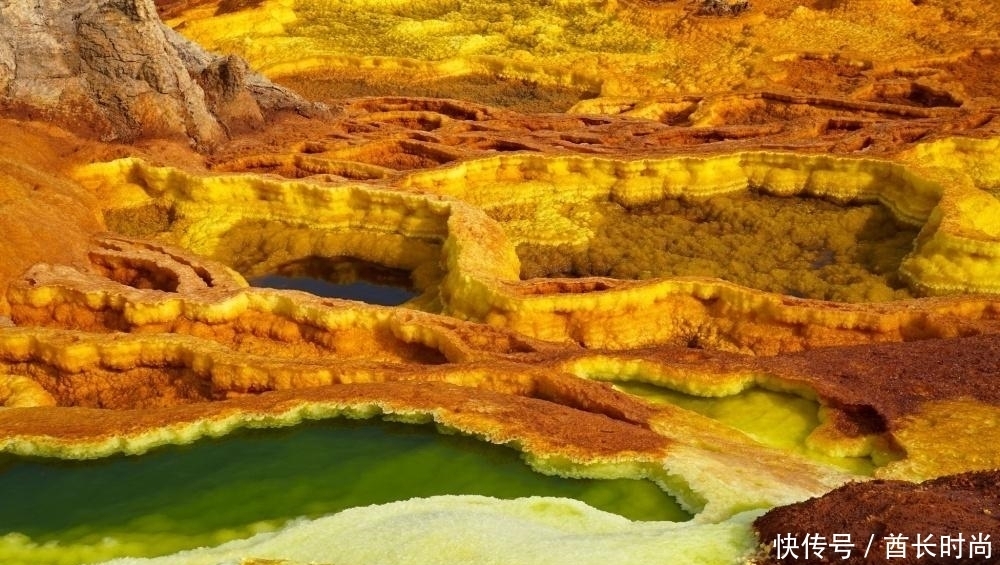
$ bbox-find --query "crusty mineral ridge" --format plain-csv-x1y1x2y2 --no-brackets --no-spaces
753,470,1000,565
1,257,855,523
70,128,1000,354
3,235,1000,487
91,496,763,565
0,0,319,145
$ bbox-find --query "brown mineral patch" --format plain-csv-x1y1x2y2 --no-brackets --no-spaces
215,0,264,16
753,470,1000,565
570,331,1000,479
0,380,671,461
775,56,869,97
153,0,196,19
0,120,104,315
946,50,1000,99
194,93,1000,186
763,333,1000,426
275,72,595,114
153,0,258,18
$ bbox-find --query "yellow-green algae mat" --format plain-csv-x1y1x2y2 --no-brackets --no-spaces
0,416,767,565
613,382,877,475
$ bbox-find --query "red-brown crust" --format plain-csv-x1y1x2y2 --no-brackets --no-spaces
754,470,1000,565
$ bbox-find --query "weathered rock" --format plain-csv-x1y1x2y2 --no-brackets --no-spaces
0,0,320,147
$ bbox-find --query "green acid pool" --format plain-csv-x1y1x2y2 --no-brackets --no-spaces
0,419,689,565
613,381,875,475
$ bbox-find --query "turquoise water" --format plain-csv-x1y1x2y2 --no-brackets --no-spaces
0,419,688,563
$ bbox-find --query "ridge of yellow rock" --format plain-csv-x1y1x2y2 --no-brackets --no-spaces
893,140,1000,294
0,374,56,408
399,151,942,226
72,150,1000,353
876,400,1000,481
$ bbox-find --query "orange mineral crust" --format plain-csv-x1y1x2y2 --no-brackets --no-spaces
0,381,671,462
0,121,105,316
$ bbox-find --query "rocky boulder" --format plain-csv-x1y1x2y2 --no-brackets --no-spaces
0,0,320,148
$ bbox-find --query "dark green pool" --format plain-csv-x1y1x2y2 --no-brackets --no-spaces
0,419,689,564
251,275,417,305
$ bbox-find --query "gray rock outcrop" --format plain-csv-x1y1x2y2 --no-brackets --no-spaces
0,0,320,147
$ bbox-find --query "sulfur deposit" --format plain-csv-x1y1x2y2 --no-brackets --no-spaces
1,0,1000,564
